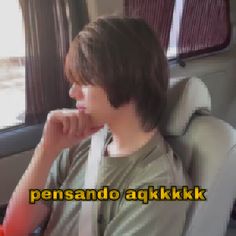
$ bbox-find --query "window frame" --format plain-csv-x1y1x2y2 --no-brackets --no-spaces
0,124,44,159
167,0,231,60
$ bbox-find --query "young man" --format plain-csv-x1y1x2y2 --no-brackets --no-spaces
3,16,190,235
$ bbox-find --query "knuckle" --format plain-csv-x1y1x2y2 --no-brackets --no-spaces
47,110,58,119
47,111,53,119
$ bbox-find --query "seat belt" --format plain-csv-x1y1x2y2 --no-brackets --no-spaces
78,124,108,236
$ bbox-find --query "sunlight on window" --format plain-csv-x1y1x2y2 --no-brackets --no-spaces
167,0,185,59
0,0,25,130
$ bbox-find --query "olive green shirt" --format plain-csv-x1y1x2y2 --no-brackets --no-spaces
40,130,191,236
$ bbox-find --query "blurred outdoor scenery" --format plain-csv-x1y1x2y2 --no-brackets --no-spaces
0,0,25,130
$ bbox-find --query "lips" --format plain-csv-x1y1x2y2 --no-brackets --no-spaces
76,105,86,111
76,101,87,111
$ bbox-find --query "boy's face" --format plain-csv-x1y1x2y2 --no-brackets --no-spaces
69,83,115,126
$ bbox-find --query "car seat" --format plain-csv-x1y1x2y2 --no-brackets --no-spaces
160,77,236,236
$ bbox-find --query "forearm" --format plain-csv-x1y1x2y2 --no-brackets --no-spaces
3,143,60,236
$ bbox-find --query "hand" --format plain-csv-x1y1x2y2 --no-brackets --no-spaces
39,109,104,153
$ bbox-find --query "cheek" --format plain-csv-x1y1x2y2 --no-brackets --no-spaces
82,87,95,105
83,87,113,112
93,89,108,104
93,95,109,110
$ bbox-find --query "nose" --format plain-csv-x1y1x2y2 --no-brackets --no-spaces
69,83,84,100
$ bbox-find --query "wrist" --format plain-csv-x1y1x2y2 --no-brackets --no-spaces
36,140,61,160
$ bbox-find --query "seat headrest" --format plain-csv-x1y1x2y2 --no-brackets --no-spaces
160,77,211,136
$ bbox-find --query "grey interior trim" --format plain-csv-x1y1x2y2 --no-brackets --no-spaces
0,123,44,159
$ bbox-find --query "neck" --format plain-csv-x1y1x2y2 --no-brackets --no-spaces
106,105,158,156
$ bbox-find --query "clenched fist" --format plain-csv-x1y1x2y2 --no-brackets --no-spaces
39,109,104,153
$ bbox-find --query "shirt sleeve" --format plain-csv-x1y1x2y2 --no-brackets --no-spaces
39,136,92,208
103,184,190,236
39,148,71,208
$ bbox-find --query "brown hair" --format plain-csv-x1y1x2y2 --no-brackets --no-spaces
65,15,169,132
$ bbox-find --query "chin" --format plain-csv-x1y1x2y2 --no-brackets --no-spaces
89,113,105,126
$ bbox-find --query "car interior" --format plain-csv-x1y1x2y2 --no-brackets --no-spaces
0,0,236,235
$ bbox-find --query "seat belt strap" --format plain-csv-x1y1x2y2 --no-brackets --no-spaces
78,124,108,236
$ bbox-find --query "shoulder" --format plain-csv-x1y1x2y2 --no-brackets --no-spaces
129,139,191,189
54,129,112,173
66,130,112,167
51,135,92,176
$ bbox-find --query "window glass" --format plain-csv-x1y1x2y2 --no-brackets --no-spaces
124,0,175,52
124,0,230,59
178,0,231,58
167,0,185,59
0,0,25,130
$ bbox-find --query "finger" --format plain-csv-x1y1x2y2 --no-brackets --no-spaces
47,111,66,134
81,114,92,138
81,111,94,138
68,115,77,136
77,110,86,137
86,125,104,137
62,116,70,135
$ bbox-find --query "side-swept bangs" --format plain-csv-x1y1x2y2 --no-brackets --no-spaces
65,16,169,132
64,39,97,86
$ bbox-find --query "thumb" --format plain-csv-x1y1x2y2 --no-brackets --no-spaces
88,125,104,135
